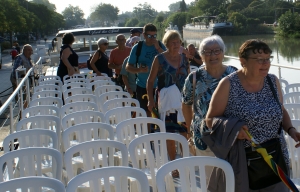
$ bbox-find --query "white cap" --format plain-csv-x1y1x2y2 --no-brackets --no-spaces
129,36,140,45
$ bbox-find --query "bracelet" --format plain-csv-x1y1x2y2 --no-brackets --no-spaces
287,127,296,135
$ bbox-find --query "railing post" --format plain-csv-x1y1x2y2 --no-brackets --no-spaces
26,77,30,105
20,84,23,112
278,66,282,79
10,102,13,134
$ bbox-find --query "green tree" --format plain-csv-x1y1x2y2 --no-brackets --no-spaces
31,0,56,11
169,1,181,12
180,0,187,12
62,5,85,28
125,18,139,27
278,10,300,37
133,3,157,23
90,3,119,26
228,12,247,34
166,12,191,30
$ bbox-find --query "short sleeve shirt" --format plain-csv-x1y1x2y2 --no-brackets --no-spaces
109,47,131,74
120,57,136,92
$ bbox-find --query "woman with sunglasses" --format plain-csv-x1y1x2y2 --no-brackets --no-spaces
206,39,300,191
181,35,237,181
89,38,112,77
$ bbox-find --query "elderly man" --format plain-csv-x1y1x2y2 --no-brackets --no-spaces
126,23,166,117
187,43,203,67
125,28,141,47
108,34,131,86
10,44,33,92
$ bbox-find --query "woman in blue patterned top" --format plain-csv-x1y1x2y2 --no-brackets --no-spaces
181,35,237,181
147,30,191,175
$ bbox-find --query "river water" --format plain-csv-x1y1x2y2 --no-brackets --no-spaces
184,34,300,84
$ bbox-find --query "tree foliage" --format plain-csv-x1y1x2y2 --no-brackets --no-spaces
169,1,181,12
228,12,248,34
133,3,157,22
180,0,187,12
62,5,85,28
31,0,56,11
90,3,119,27
166,12,192,30
278,10,300,37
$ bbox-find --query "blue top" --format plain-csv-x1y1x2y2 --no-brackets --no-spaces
120,56,136,92
156,53,189,92
128,41,166,88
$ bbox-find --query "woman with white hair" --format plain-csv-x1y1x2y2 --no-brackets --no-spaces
181,35,237,180
89,38,112,77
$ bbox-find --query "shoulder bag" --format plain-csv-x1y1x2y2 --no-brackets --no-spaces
188,71,197,156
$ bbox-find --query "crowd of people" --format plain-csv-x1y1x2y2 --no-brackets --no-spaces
11,22,300,191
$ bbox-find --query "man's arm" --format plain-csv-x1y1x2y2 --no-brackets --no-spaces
108,50,122,70
126,63,148,74
193,55,203,65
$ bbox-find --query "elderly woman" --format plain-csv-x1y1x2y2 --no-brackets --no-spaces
147,30,191,176
57,33,79,81
181,35,237,179
89,38,112,77
206,39,300,191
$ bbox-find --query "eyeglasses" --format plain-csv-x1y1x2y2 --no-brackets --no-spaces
248,56,273,64
201,49,223,56
146,34,157,39
103,43,109,46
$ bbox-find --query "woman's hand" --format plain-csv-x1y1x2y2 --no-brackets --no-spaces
289,128,300,148
68,67,75,76
237,125,251,141
147,100,155,112
96,71,102,76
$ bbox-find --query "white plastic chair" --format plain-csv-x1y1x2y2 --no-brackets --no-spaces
66,167,150,192
62,82,87,92
38,75,61,83
128,132,189,192
279,79,289,94
16,115,61,145
95,85,123,97
98,91,131,112
34,84,61,93
0,176,66,192
3,129,58,153
284,92,300,104
190,65,198,72
284,103,300,119
87,80,115,90
103,98,140,112
63,74,86,83
22,105,60,119
0,147,62,181
87,75,112,83
32,90,62,100
60,102,99,119
65,94,97,104
38,79,63,88
29,97,63,108
286,83,300,93
64,78,88,84
61,111,105,131
63,87,92,99
64,140,128,182
156,156,235,192
87,73,108,79
63,122,114,151
105,107,146,129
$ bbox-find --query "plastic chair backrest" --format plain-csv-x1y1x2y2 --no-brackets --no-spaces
94,85,123,97
62,82,87,92
105,107,146,126
22,105,60,119
156,156,235,192
98,91,131,112
34,84,61,93
190,65,198,72
0,147,62,181
63,122,114,150
283,92,300,104
0,176,66,192
64,78,88,84
61,111,105,130
64,140,128,181
16,115,61,144
116,117,166,147
3,129,58,153
128,132,189,191
38,75,61,83
60,101,98,119
66,167,150,192
286,83,300,93
286,120,300,179
63,87,92,99
63,74,86,82
32,90,62,100
86,73,108,79
38,79,63,87
279,79,288,94
284,103,300,119
102,98,140,112
29,97,63,108
65,94,97,104
87,80,115,90
87,76,111,83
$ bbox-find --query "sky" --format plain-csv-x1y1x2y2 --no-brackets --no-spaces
49,0,194,18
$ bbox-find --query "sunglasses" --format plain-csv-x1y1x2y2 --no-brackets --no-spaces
146,34,157,39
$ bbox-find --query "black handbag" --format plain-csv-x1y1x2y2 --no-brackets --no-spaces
245,75,288,190
245,138,288,190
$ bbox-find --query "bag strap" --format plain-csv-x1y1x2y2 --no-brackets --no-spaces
135,41,143,68
266,75,283,134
